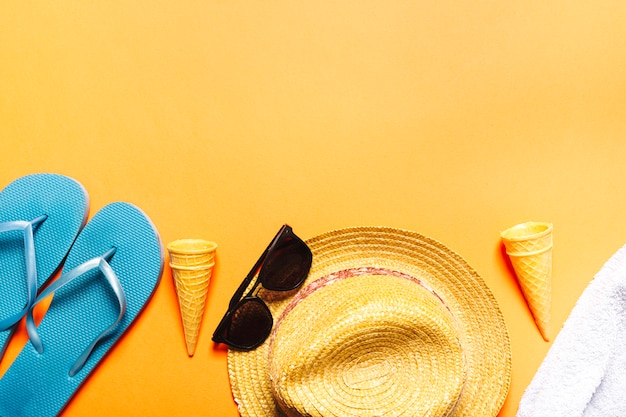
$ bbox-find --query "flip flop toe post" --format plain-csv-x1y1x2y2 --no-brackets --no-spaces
0,173,89,357
0,202,163,417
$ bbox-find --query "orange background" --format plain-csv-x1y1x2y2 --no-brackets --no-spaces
1,1,625,416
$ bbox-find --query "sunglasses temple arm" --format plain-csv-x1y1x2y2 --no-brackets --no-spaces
227,225,289,309
227,257,264,309
211,314,229,343
213,253,271,343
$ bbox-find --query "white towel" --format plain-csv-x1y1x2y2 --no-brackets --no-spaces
517,245,626,417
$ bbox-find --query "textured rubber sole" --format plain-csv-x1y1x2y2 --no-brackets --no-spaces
0,173,89,358
0,202,163,417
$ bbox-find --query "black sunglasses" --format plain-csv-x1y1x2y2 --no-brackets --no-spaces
212,224,312,350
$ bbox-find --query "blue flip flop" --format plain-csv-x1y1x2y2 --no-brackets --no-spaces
0,202,163,417
0,173,89,359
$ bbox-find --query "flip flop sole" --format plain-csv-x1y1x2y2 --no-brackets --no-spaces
0,173,89,357
0,202,163,417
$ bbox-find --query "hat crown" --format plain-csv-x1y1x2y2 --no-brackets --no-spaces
343,356,392,389
228,227,512,417
269,271,466,417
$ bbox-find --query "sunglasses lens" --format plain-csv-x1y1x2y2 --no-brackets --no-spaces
226,298,273,349
260,235,312,291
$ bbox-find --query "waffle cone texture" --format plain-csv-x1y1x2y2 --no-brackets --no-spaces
228,227,512,417
501,222,552,341
168,239,217,356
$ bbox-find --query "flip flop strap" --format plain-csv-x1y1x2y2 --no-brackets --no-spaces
0,215,48,331
26,247,127,377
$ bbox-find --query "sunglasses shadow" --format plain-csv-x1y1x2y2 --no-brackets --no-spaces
212,342,229,353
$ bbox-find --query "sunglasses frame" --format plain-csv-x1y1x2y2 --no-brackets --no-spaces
212,224,312,350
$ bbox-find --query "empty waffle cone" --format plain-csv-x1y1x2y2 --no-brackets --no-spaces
167,239,218,356
501,222,552,341
168,239,217,267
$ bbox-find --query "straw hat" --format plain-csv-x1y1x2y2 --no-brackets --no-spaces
228,227,511,416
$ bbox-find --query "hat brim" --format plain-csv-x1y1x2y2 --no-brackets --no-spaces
228,227,512,416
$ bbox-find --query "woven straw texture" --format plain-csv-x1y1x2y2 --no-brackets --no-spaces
270,273,466,417
501,222,553,341
228,227,511,417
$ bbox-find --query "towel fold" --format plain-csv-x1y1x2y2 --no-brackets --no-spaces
517,245,626,417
